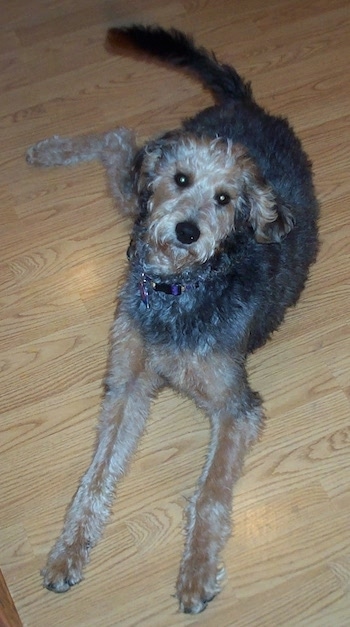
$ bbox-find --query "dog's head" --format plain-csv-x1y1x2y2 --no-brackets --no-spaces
133,133,294,274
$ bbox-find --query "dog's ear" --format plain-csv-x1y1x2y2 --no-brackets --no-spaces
133,132,182,195
132,142,163,194
238,164,295,243
247,185,295,244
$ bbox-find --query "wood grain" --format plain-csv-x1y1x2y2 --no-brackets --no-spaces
0,569,23,627
0,0,349,625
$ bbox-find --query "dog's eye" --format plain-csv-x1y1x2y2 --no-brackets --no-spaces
215,192,231,206
174,172,190,188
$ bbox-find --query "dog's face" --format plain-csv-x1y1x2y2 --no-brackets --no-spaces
135,133,293,275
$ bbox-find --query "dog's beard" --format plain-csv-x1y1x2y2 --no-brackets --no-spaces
143,214,218,276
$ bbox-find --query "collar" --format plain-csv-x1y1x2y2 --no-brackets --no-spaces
139,272,198,309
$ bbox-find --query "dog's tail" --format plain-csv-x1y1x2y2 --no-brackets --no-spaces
106,25,253,105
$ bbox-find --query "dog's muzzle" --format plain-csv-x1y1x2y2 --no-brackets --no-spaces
175,221,200,244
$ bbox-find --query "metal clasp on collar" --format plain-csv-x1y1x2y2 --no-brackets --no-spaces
139,272,151,309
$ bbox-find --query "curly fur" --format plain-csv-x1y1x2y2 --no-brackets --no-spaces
26,25,319,614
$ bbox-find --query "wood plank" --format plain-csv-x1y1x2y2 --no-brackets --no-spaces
0,570,23,627
0,0,349,625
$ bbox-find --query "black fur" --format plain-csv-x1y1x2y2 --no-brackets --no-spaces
108,25,253,103
33,27,321,614
108,25,319,355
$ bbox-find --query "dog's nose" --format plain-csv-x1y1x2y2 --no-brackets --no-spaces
175,221,200,244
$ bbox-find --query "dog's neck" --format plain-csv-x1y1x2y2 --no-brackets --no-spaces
127,233,240,310
138,272,200,309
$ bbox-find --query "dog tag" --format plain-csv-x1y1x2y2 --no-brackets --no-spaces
139,274,150,308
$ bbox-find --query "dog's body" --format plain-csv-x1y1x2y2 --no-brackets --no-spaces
27,26,319,614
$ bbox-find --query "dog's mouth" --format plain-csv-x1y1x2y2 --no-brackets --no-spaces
145,239,198,275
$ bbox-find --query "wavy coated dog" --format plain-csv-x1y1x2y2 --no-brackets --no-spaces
27,26,319,614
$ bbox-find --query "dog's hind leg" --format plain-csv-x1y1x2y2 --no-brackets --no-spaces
26,127,136,168
42,310,162,593
26,127,138,215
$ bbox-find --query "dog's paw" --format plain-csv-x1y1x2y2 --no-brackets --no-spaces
26,136,81,167
42,543,88,593
176,562,226,614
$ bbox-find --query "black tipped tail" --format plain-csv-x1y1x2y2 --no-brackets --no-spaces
107,25,253,104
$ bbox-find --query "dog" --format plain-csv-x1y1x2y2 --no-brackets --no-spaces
26,25,319,614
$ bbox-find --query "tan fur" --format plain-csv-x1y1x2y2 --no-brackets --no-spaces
26,125,294,614
140,135,278,274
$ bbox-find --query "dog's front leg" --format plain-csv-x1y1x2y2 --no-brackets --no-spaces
42,311,161,593
177,379,263,614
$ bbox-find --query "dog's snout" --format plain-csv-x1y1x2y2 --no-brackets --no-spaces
175,221,200,244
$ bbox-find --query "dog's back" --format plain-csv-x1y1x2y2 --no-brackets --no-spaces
107,26,318,218
35,26,320,614
108,25,319,345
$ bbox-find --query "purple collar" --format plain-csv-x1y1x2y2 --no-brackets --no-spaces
139,272,198,308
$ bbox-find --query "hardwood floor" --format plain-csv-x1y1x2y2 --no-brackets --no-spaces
1,1,349,625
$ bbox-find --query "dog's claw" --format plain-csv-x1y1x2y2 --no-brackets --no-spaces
43,572,82,593
41,545,86,594
44,580,72,593
181,597,212,614
177,564,225,613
